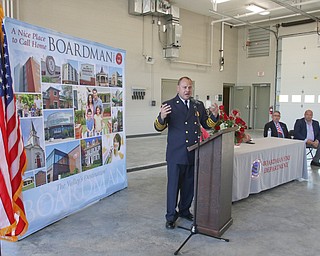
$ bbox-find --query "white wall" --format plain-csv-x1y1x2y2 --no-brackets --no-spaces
15,0,238,136
237,20,318,109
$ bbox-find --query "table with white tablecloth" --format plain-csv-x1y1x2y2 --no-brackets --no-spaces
232,137,308,202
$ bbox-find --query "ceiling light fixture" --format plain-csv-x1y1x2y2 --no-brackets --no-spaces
210,0,230,4
260,11,270,16
210,0,230,12
246,4,270,15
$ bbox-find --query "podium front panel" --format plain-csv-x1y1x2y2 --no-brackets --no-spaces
195,131,234,237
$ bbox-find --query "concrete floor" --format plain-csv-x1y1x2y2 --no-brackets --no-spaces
2,130,320,256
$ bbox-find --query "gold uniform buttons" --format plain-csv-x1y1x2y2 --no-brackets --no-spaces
186,131,188,134
185,121,188,124
194,122,197,124
186,140,189,143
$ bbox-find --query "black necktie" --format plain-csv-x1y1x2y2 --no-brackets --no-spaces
184,100,189,110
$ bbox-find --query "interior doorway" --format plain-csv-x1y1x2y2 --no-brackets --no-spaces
223,86,231,115
223,83,238,116
253,83,270,129
234,86,251,128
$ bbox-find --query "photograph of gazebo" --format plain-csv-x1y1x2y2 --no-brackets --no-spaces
96,65,109,87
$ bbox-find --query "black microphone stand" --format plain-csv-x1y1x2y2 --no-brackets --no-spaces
174,104,229,255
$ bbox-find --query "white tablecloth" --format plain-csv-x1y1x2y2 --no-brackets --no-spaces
232,137,308,202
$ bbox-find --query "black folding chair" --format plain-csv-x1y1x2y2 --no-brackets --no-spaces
306,145,315,160
290,130,314,159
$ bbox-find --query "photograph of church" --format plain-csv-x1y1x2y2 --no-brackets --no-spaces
20,118,45,172
109,67,122,87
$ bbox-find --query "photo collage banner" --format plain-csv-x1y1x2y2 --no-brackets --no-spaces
3,17,127,238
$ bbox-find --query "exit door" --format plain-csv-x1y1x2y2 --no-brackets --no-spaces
233,86,251,128
253,84,270,129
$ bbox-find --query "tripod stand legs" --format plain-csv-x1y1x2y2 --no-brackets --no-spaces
174,232,194,255
174,225,229,255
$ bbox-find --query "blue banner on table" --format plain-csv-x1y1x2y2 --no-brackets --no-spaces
3,17,127,238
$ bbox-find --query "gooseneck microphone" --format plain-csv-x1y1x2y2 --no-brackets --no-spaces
190,97,200,107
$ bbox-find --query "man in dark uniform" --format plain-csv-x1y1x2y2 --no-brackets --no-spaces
154,76,219,229
263,111,290,138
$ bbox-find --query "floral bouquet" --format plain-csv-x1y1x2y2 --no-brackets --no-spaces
211,105,248,145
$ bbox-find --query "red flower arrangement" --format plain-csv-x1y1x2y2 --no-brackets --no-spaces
211,105,248,145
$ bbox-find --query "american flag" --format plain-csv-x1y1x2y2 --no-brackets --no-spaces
0,23,28,241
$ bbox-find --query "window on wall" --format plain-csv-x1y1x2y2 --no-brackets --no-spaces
247,26,270,58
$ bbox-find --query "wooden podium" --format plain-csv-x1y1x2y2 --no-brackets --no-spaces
188,127,236,237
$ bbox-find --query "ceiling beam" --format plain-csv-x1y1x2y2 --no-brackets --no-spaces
269,0,320,22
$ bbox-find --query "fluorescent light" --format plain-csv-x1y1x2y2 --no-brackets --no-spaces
246,4,267,14
211,0,230,4
260,11,270,16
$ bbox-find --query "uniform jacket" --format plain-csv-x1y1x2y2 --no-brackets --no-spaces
293,118,320,141
154,95,217,165
263,121,290,138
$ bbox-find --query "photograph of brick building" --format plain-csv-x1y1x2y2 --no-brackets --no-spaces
46,141,81,182
42,84,73,109
14,55,41,92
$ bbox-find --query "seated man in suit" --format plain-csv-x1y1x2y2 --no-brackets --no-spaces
294,109,320,167
264,110,290,138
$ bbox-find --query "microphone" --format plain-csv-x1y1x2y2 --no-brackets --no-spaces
190,97,200,105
